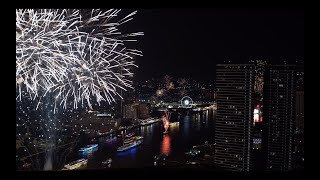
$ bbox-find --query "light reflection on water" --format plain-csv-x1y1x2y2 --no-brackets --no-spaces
117,147,137,157
161,135,171,156
81,110,215,168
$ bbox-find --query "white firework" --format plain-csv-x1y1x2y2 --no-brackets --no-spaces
16,9,143,110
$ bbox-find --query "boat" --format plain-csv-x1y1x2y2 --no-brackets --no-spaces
97,113,112,117
154,154,168,161
105,136,117,143
79,144,98,152
117,140,142,152
125,132,134,138
62,159,88,170
102,158,112,165
140,118,161,126
169,122,179,127
123,136,144,144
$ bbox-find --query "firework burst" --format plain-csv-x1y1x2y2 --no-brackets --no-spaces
16,9,143,110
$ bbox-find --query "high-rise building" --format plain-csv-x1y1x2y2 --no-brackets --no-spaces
215,64,255,171
295,91,304,134
295,62,304,134
293,60,304,170
263,65,296,171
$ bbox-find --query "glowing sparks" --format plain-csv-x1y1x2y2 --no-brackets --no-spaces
16,9,143,111
254,60,267,97
162,111,171,133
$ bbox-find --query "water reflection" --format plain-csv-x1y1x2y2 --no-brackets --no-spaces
117,147,137,157
169,123,180,134
203,110,209,128
161,135,171,156
195,113,201,131
182,115,190,139
78,110,216,169
141,123,156,135
99,136,117,145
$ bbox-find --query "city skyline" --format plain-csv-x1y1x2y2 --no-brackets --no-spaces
16,8,304,173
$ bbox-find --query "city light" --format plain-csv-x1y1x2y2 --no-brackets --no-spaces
16,9,303,172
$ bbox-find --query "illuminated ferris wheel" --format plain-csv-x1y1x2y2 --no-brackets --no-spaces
181,96,193,108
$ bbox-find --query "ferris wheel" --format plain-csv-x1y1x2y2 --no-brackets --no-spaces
181,96,193,108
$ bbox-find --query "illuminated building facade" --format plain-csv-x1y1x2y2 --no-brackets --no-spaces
123,103,139,119
138,103,150,119
215,64,255,171
293,60,304,170
263,65,296,171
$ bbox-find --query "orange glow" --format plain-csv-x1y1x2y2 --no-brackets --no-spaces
161,135,171,156
162,114,170,132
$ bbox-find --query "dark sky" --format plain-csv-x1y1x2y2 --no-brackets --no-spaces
125,8,304,81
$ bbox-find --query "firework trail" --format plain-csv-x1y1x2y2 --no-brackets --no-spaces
156,89,165,97
16,9,143,110
254,60,267,97
163,75,174,90
178,78,188,96
154,75,174,99
162,111,171,133
16,9,143,170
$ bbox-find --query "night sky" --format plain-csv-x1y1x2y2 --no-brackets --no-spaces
123,8,304,81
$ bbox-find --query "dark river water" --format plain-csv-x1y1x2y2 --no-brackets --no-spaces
77,110,216,169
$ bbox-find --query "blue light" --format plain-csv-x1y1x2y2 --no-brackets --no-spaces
117,147,137,156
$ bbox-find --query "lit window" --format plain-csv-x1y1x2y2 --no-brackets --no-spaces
279,84,283,87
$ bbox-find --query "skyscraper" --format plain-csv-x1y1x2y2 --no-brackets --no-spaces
215,64,255,171
263,65,296,171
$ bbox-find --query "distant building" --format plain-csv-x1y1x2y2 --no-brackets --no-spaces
263,65,296,171
138,103,150,119
292,60,304,170
215,64,255,171
123,103,139,120
295,64,304,133
295,91,304,134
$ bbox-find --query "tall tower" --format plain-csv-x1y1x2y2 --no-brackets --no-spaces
215,64,255,171
263,64,296,171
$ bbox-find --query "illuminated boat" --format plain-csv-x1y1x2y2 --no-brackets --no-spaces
123,136,144,144
169,122,179,127
117,140,142,152
62,159,88,170
125,132,134,138
140,118,161,126
79,144,98,152
102,158,112,165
